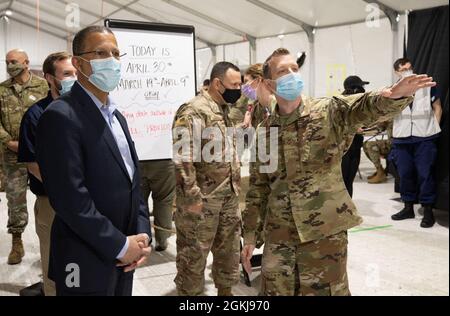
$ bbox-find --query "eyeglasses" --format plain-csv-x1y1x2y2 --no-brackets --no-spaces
77,49,127,60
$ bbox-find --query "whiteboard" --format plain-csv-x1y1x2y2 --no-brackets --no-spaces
107,20,197,161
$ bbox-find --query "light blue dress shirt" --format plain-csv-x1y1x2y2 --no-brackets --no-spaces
79,83,136,260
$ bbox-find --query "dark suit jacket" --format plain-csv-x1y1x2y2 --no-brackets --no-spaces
36,82,151,293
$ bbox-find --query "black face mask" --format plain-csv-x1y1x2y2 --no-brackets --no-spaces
220,81,242,104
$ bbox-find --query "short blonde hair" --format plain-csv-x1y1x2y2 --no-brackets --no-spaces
263,48,291,79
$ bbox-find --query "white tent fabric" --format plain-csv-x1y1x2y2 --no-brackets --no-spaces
0,0,447,46
0,0,448,94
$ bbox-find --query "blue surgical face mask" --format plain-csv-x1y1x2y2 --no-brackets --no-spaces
79,57,121,92
275,72,304,101
58,77,77,95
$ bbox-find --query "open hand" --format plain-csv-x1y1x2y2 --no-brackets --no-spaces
382,74,436,99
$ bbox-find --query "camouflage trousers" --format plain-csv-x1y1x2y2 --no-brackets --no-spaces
2,149,28,234
363,139,391,169
174,184,241,296
261,230,350,296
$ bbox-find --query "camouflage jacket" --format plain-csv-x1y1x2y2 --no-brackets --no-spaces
365,120,394,139
379,120,394,139
228,95,248,126
229,95,276,128
0,74,48,145
172,92,241,206
243,92,413,245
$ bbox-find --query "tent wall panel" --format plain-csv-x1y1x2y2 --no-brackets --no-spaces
1,19,68,82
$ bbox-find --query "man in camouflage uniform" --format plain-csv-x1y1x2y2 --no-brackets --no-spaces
241,48,434,296
363,121,393,184
172,62,242,296
0,49,48,264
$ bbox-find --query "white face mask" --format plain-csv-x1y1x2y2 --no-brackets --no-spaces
400,70,414,78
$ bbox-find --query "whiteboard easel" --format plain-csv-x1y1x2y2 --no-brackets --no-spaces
105,19,197,161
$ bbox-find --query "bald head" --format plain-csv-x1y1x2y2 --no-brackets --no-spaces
6,49,30,80
6,49,29,62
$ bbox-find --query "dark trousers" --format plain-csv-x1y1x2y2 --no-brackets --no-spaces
391,139,438,205
341,135,364,197
56,268,134,296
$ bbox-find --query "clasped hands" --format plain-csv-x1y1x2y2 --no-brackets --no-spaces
117,234,152,272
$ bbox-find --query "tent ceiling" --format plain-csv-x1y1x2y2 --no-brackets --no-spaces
1,0,448,47
0,0,11,12
379,0,449,11
256,0,373,28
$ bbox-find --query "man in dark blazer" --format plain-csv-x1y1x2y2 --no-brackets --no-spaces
36,26,152,296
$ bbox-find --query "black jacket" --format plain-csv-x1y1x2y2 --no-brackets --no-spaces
36,82,151,293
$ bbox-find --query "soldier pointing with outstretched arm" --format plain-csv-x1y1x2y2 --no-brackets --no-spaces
241,48,436,296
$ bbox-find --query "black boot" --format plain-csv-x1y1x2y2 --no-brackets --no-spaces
420,205,435,228
155,239,168,252
392,202,415,221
